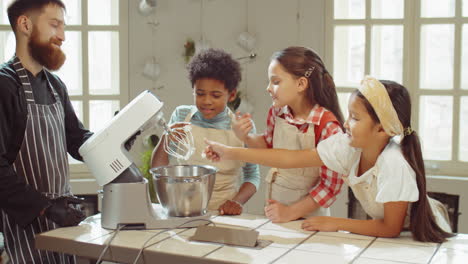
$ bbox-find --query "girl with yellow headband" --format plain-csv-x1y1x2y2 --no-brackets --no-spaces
204,77,453,242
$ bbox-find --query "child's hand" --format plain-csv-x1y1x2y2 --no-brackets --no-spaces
166,122,191,143
232,111,253,142
218,200,243,215
264,199,293,223
301,216,338,232
203,139,230,162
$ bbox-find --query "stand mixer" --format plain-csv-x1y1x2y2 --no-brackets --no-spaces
78,91,212,230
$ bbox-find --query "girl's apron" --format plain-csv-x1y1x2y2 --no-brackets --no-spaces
265,116,330,217
347,165,452,232
180,108,244,210
1,56,75,264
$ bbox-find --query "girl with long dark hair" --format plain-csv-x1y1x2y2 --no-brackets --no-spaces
232,46,345,223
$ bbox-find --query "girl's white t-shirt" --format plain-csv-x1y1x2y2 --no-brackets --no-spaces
316,132,419,220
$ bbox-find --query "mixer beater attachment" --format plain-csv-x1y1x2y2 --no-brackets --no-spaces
158,118,195,161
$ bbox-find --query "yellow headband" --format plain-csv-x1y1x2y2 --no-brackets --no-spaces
358,76,404,137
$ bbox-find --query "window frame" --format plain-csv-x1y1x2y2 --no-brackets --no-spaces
69,0,129,178
325,0,468,176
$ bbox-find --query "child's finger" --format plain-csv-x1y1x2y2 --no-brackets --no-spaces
235,117,248,125
204,138,214,146
204,148,220,162
228,204,242,215
264,209,272,219
204,145,211,152
264,203,276,214
239,115,252,122
218,204,225,215
170,122,190,129
210,153,219,161
239,112,251,118
233,118,247,127
204,151,215,160
202,149,212,159
302,225,317,231
173,131,184,140
241,122,252,132
238,119,249,127
301,222,317,231
236,112,252,120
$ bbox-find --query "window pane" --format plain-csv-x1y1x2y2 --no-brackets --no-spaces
88,31,120,95
71,100,83,122
0,0,9,24
89,100,120,133
464,0,468,17
56,31,82,96
460,97,468,161
461,25,468,90
338,92,352,120
371,0,404,19
0,31,15,63
420,24,454,90
334,25,365,87
371,25,403,83
88,0,119,25
334,0,365,19
69,100,83,164
62,0,81,25
421,0,455,18
419,96,453,160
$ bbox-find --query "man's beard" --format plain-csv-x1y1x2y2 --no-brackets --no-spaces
28,28,66,71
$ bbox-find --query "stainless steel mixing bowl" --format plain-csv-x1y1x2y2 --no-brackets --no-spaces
150,165,217,217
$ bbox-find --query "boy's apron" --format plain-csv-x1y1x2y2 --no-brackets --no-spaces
265,116,329,217
180,108,244,210
0,56,75,263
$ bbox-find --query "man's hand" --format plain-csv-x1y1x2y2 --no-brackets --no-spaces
232,111,253,142
45,196,86,227
264,199,294,223
218,200,243,215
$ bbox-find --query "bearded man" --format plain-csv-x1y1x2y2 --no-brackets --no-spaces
0,0,92,263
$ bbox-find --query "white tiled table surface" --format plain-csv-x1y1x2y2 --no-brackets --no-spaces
35,214,468,264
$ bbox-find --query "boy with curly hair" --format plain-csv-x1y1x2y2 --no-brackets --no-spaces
152,48,260,215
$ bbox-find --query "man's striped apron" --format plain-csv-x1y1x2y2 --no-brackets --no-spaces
1,56,75,263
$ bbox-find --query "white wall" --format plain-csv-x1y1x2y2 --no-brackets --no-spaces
127,0,327,215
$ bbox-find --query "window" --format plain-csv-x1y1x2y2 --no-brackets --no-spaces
326,0,468,176
0,0,128,178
